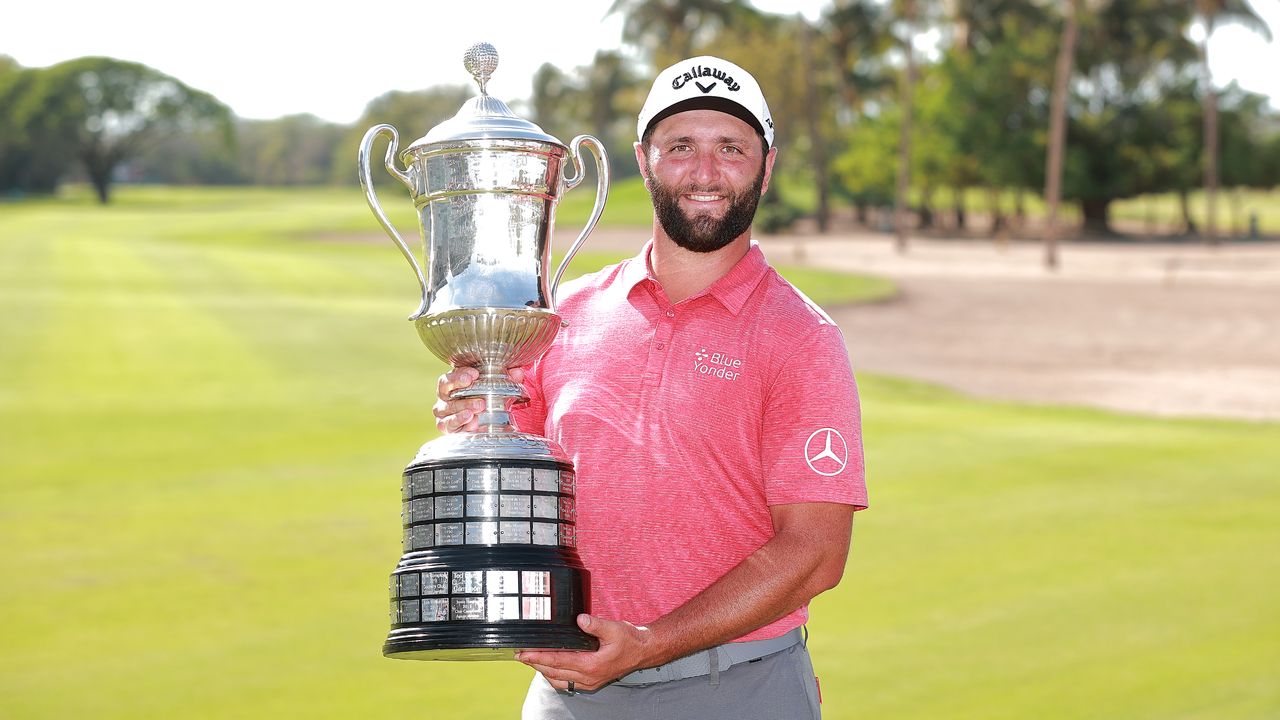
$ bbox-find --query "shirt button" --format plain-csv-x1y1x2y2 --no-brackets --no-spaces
656,342,665,350
665,310,675,318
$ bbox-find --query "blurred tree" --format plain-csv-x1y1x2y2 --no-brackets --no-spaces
332,85,473,185
0,60,68,195
942,0,1049,235
893,0,922,252
1043,0,1081,268
528,53,643,181
237,115,345,185
833,109,899,224
937,4,1054,236
607,0,754,67
582,50,643,179
125,121,243,185
9,57,231,203
1256,118,1280,188
0,54,19,78
1220,92,1275,188
824,0,895,224
1062,0,1199,233
530,63,579,143
1192,0,1272,243
908,65,955,229
801,18,834,232
826,0,893,115
946,0,1050,52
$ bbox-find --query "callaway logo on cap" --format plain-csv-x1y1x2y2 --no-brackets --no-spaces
637,56,775,148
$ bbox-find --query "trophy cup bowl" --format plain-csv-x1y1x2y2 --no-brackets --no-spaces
357,43,609,660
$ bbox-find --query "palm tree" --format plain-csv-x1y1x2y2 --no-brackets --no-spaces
1043,0,1081,269
1192,0,1272,245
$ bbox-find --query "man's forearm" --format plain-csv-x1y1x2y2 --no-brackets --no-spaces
634,502,854,670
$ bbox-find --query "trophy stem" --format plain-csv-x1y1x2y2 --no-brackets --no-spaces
476,394,515,432
450,364,525,431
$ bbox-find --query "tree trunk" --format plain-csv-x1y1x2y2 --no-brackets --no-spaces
1232,187,1243,239
802,19,830,233
953,186,967,230
894,0,917,254
84,157,112,205
1080,197,1112,236
919,186,935,229
1179,188,1199,235
987,186,1006,237
1043,0,1079,269
1200,18,1220,246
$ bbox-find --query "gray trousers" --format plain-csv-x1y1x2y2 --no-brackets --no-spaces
521,643,822,720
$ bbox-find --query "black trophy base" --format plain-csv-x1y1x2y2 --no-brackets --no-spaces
386,458,595,661
385,620,597,661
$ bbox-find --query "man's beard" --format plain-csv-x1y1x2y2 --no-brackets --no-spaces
648,165,765,254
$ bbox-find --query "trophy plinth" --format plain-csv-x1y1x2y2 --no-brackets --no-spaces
357,42,608,660
386,456,593,660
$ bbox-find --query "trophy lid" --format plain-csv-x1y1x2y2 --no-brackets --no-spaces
406,43,565,152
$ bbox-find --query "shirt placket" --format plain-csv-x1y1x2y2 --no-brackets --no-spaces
638,282,677,413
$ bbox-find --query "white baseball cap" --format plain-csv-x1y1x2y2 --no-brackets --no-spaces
637,56,774,148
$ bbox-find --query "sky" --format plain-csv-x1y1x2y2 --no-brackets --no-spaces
3,0,1278,124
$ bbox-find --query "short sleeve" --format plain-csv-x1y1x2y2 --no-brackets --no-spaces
760,324,867,510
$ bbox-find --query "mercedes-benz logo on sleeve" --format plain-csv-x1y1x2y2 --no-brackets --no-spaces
804,428,848,476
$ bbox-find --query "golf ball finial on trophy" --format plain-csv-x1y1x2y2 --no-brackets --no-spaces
357,42,609,660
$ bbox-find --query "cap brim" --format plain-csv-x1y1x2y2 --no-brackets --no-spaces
642,97,767,145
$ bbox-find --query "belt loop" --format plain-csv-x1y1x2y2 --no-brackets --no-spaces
802,625,809,648
708,646,721,688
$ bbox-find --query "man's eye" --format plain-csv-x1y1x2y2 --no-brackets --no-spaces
722,146,743,154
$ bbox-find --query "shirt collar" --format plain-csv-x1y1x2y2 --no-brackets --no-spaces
619,239,769,316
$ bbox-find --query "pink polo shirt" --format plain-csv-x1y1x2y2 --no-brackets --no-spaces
512,241,866,643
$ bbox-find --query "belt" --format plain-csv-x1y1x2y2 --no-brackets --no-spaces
614,628,804,687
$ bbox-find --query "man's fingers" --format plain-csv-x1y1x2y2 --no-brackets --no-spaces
432,398,484,420
433,368,483,434
527,665,602,693
435,407,477,433
437,367,479,399
432,366,530,435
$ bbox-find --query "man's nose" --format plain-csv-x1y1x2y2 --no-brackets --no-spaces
690,150,719,186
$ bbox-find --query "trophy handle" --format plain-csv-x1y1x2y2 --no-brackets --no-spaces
550,135,609,313
358,124,430,320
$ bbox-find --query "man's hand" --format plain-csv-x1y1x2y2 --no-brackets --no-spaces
516,614,658,692
432,366,525,433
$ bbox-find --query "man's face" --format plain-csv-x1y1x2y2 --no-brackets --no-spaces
637,109,776,253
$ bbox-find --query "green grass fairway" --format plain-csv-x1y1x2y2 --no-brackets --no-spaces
1,187,1277,719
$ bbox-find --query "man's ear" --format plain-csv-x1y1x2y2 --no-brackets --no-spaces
760,146,778,196
634,141,651,189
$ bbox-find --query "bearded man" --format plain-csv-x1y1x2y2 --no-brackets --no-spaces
435,56,867,720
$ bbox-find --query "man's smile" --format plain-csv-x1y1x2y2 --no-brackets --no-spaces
682,191,729,208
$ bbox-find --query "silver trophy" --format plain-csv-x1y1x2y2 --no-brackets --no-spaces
358,43,608,660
